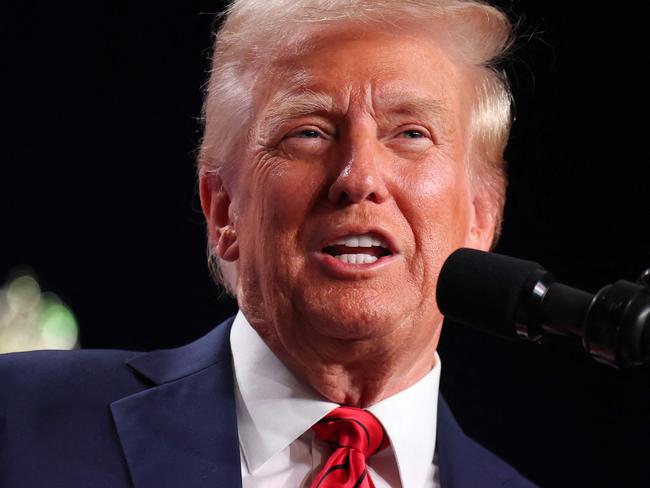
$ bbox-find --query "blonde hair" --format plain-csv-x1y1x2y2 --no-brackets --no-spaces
198,0,514,291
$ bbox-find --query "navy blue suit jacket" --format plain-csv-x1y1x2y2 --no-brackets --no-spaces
0,317,536,487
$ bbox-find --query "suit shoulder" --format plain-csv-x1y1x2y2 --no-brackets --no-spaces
437,396,539,487
464,435,538,487
0,347,140,376
0,349,145,486
0,348,147,406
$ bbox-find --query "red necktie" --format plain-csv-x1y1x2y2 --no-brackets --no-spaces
311,406,390,488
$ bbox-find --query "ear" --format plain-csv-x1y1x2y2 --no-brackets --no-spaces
464,189,497,252
199,172,239,262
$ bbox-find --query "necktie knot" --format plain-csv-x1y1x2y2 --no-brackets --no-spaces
312,406,387,456
311,406,389,488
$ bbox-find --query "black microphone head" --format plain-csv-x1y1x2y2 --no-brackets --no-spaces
436,248,546,339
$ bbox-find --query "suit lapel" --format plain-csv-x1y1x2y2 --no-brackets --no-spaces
110,318,242,488
437,396,473,488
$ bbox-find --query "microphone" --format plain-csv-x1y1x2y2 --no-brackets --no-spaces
436,248,650,368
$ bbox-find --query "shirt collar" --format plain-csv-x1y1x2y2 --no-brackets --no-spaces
367,356,440,488
231,311,338,473
230,310,441,487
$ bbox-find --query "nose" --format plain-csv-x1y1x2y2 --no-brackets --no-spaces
327,134,390,206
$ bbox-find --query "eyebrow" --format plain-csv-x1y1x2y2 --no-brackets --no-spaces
258,89,450,134
259,90,336,134
378,94,449,120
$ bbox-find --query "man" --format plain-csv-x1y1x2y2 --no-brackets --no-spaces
0,1,535,486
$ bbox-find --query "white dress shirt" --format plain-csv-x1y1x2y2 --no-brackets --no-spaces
230,310,441,488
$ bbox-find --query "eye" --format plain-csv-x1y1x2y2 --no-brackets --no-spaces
384,125,434,153
279,125,332,157
400,129,426,139
289,128,325,139
297,129,320,138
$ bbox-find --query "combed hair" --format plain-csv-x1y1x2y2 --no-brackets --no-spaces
198,0,514,291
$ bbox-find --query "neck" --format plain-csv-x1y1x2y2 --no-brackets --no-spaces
248,314,441,407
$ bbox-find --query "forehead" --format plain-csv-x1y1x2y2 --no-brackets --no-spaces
253,29,471,126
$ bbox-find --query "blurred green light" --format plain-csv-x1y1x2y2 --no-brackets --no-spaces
40,299,78,349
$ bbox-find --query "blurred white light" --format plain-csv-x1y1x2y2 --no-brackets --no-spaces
0,271,79,353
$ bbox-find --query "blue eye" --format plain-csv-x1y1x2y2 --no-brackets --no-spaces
295,129,321,138
401,130,425,139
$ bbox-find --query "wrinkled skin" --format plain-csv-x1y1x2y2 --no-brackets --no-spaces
201,30,496,406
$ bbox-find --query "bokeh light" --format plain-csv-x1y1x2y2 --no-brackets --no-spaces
0,270,79,353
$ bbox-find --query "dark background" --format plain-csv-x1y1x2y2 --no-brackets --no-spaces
2,1,648,486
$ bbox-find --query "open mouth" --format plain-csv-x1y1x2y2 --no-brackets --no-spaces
321,233,393,265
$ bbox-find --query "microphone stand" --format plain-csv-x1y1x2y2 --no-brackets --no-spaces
517,268,650,368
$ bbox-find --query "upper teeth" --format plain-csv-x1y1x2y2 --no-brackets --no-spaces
328,234,388,249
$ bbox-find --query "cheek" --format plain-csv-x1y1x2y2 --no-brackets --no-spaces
259,167,323,236
398,159,471,271
239,162,325,273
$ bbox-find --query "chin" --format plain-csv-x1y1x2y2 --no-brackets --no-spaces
294,284,409,340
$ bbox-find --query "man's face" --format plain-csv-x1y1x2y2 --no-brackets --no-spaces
211,29,493,353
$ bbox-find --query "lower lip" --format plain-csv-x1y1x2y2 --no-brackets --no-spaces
312,251,398,277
